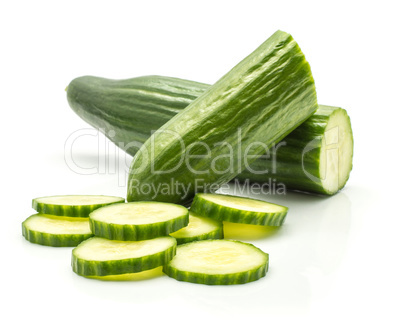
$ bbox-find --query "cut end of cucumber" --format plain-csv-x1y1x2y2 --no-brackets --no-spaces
164,239,268,285
319,107,353,194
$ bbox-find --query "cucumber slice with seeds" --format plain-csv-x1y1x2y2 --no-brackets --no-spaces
72,236,176,277
163,239,268,285
89,202,189,241
22,214,92,247
190,193,288,226
170,213,223,245
32,195,125,217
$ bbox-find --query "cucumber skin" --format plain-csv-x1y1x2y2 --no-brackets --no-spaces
89,212,189,241
127,30,317,204
22,222,92,247
190,194,287,226
72,237,177,277
236,105,353,195
32,196,125,218
164,262,267,285
67,75,209,156
163,240,268,285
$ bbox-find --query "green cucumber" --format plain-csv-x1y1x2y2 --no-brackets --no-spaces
170,213,223,245
89,202,189,241
163,239,268,285
66,75,209,156
32,195,125,218
236,105,354,195
127,30,317,204
22,214,92,247
67,74,352,195
190,193,288,226
72,236,176,277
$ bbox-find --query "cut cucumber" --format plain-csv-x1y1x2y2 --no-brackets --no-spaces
22,214,92,247
32,195,125,217
127,30,317,205
72,236,176,277
163,239,268,285
89,202,189,241
237,105,354,195
170,213,223,245
190,193,287,226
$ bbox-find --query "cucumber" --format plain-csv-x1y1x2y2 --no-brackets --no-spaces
190,193,288,226
72,236,176,277
22,214,92,247
127,30,317,204
67,75,209,157
170,213,223,245
236,105,354,195
67,83,353,197
89,202,189,241
163,239,268,285
32,195,125,218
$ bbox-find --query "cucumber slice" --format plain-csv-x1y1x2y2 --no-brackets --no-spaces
72,236,176,277
170,213,223,245
89,202,189,241
163,239,268,285
32,195,125,217
22,214,92,247
190,193,288,226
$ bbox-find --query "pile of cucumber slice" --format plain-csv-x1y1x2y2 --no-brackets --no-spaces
22,193,287,285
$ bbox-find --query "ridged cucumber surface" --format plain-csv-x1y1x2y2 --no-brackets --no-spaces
32,195,125,217
127,30,317,204
190,193,288,226
163,239,268,285
236,105,354,194
67,76,209,156
22,214,92,247
170,213,223,245
89,202,189,241
72,236,176,277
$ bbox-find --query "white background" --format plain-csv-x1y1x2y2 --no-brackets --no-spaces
2,1,401,320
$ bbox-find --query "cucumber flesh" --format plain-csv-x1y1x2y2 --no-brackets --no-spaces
236,105,353,195
22,214,92,247
190,193,288,226
32,195,125,217
319,107,353,194
163,239,268,285
72,236,176,277
89,202,189,241
170,213,223,245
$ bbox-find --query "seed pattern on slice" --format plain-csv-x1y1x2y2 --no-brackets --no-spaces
170,213,223,245
72,236,176,277
22,214,93,247
89,202,189,241
190,193,288,226
163,239,269,285
32,195,125,217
